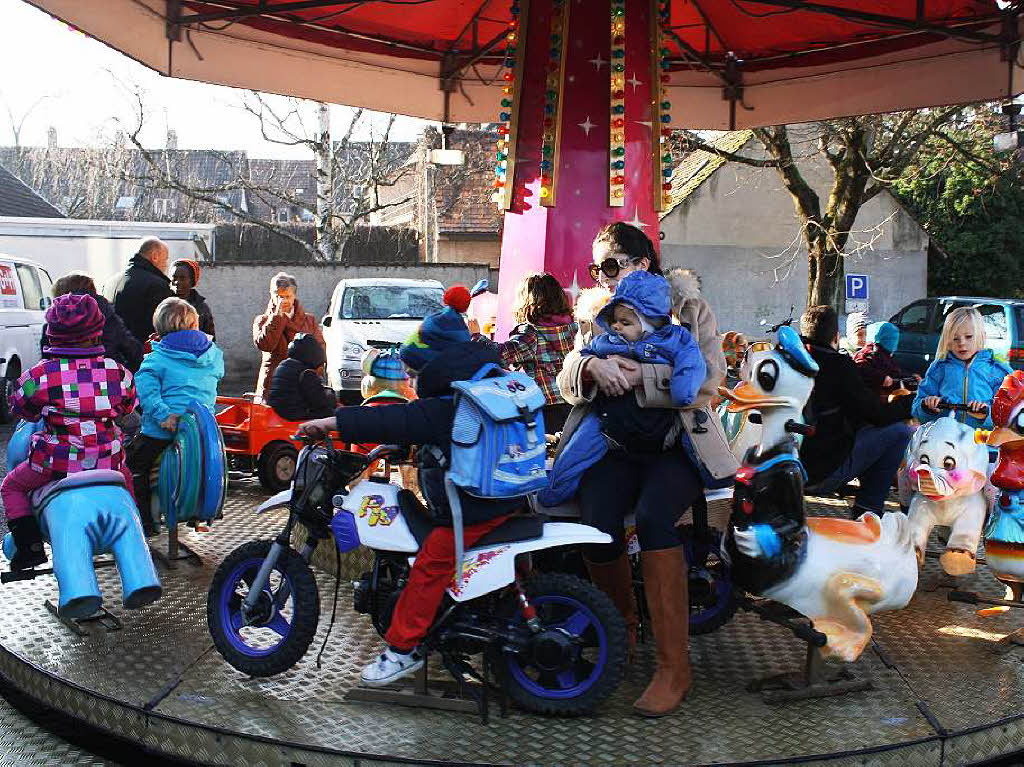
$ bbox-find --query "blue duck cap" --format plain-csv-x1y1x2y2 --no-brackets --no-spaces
370,348,408,381
596,271,672,331
777,325,819,377
869,321,899,354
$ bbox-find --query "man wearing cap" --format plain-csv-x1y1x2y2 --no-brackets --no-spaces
104,237,174,345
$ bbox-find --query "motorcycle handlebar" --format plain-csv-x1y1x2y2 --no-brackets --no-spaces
935,401,989,417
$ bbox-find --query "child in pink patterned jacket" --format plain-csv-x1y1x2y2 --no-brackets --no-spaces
1,294,137,570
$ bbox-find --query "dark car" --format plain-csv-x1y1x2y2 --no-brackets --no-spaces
888,296,1024,376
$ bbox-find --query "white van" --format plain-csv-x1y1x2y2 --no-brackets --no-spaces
322,277,444,401
0,255,53,421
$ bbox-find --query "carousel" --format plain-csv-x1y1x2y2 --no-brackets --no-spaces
5,0,1024,764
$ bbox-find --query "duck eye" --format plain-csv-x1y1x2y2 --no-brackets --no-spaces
943,456,956,471
919,455,930,465
1016,411,1024,431
756,360,779,392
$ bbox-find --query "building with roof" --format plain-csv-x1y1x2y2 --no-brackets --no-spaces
370,126,502,267
659,130,930,336
0,164,65,218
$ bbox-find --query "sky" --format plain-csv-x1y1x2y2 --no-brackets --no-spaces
0,0,431,158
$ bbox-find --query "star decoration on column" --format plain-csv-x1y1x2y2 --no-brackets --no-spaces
589,53,606,70
626,207,649,230
578,116,596,136
627,73,643,91
566,270,581,304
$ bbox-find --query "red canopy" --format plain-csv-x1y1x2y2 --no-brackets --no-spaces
25,0,1023,126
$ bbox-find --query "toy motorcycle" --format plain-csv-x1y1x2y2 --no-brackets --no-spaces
206,438,628,715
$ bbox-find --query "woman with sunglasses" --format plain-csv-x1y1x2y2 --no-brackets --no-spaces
252,271,325,402
554,222,737,718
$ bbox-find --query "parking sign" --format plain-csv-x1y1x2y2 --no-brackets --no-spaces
846,273,869,301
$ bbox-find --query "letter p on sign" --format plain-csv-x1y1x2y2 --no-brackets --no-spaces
846,274,868,301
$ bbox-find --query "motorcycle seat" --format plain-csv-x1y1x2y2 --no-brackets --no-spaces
30,469,127,512
396,489,545,548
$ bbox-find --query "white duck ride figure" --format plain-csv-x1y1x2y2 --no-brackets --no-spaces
719,326,919,662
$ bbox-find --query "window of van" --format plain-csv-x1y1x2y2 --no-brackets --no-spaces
941,301,1008,342
340,285,443,320
15,264,44,312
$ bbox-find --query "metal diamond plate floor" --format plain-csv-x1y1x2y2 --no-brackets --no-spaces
2,459,1024,764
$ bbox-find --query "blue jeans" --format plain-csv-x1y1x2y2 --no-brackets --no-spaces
810,422,914,513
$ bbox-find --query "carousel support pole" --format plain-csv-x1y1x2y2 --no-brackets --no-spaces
493,0,668,339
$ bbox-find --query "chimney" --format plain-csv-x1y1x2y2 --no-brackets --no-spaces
166,129,178,150
47,127,57,150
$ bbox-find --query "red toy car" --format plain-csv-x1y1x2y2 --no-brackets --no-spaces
215,396,347,491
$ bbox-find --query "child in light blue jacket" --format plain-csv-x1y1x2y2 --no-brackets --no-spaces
912,306,1011,431
128,297,224,534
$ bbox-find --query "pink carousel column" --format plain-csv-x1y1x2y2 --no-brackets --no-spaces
494,0,668,339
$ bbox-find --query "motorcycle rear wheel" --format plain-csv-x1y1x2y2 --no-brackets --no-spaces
494,571,626,716
207,540,320,677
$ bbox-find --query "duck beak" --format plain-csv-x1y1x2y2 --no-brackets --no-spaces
988,427,1024,448
721,381,791,413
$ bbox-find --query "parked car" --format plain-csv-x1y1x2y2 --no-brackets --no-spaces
888,296,1024,376
321,277,444,402
0,255,53,422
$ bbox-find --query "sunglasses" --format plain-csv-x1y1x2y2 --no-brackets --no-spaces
588,255,642,282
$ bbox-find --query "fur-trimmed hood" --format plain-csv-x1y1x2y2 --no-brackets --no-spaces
667,268,702,309
574,286,612,324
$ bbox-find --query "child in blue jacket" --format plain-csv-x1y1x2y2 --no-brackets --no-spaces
912,306,1011,430
539,270,705,506
128,297,224,534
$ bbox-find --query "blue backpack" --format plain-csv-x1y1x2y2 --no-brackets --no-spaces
449,363,548,498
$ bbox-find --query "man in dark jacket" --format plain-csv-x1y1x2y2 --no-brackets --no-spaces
296,288,519,688
103,238,174,344
798,305,913,517
267,333,336,421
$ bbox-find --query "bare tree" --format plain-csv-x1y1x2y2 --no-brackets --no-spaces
118,89,416,260
677,107,976,311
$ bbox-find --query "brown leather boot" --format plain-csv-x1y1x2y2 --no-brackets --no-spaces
633,546,691,717
584,553,638,656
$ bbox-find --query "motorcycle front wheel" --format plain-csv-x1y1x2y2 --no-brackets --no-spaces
207,540,320,677
494,571,626,716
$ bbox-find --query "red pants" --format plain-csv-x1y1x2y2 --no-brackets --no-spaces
2,462,134,521
385,514,510,652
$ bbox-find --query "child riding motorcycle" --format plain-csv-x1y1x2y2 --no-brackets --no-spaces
296,286,524,687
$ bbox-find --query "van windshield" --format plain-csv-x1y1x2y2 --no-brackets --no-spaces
340,285,444,320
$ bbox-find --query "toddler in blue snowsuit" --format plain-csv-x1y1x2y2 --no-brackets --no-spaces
539,270,705,506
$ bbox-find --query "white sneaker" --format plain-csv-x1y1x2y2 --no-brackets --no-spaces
360,647,424,687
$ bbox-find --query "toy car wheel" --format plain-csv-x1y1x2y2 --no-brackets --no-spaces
258,442,298,492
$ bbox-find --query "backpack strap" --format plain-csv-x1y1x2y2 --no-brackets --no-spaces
444,474,466,591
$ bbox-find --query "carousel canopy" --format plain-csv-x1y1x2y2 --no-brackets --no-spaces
25,0,1024,127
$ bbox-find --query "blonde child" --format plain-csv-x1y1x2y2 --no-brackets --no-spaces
128,297,224,535
912,306,1011,430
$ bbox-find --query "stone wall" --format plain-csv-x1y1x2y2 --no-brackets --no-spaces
202,261,495,392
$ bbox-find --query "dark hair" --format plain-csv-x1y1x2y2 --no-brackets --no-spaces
52,272,97,297
593,222,662,275
513,272,571,324
800,304,839,347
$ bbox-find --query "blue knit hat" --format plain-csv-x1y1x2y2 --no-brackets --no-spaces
399,285,472,372
869,321,899,353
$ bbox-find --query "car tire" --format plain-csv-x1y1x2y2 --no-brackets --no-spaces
0,368,15,424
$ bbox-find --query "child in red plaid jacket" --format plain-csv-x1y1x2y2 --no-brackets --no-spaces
1,294,137,570
470,272,577,434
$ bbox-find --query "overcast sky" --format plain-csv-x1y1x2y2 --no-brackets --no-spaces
0,0,430,158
